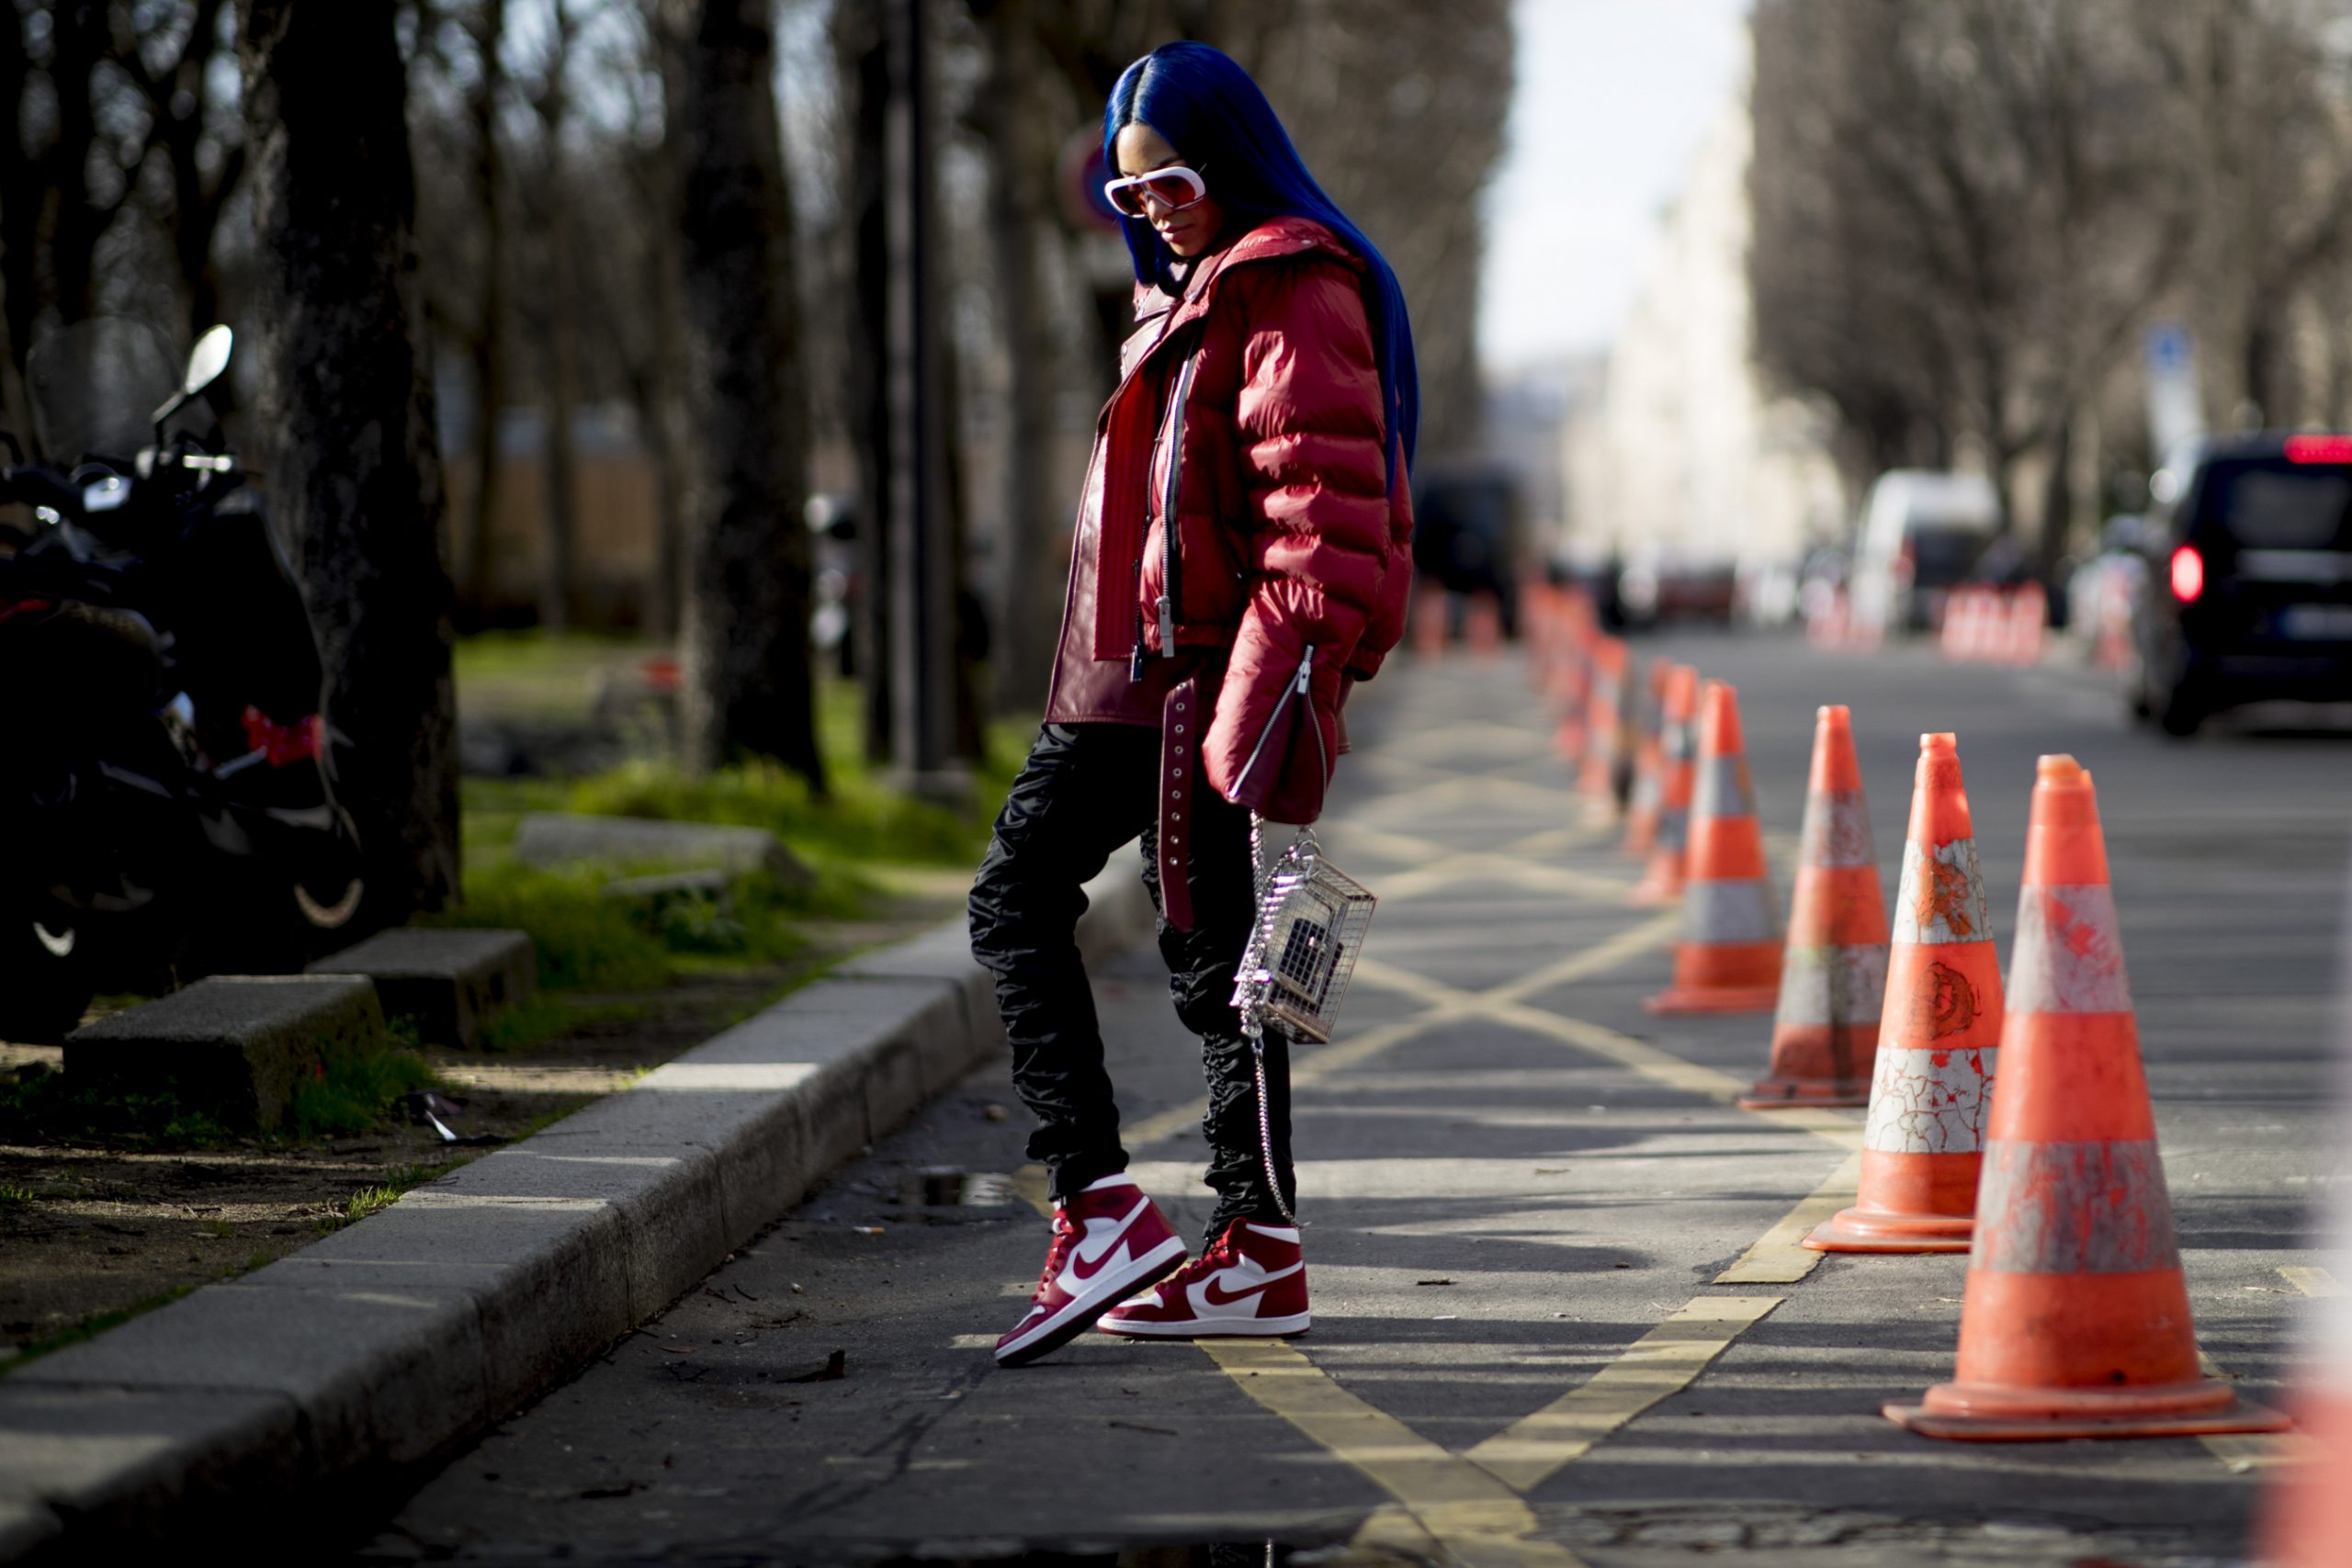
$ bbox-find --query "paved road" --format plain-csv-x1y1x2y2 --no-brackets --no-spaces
356,632,2350,1566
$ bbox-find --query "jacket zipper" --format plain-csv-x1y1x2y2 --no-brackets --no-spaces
1156,352,1199,660
1233,644,1315,796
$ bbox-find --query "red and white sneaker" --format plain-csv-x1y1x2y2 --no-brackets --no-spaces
994,1174,1186,1367
1096,1219,1309,1338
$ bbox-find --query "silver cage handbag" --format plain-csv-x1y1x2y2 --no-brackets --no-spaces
1229,816,1377,1223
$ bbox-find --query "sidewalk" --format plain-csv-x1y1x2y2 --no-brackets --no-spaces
0,863,1157,1561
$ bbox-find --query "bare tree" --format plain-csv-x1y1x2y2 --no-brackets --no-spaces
664,0,822,784
1749,0,2193,559
237,0,459,921
515,0,583,632
459,0,513,613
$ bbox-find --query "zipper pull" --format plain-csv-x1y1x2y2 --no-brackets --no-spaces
1295,646,1315,694
1157,595,1177,659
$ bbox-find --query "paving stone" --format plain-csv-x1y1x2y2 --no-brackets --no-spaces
512,813,812,886
311,927,536,1047
0,1386,300,1548
280,1200,635,1416
6,1271,484,1477
405,1143,729,1324
62,976,384,1131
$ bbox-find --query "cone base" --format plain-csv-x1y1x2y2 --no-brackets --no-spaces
1804,1205,1973,1254
1737,1076,1871,1110
1629,874,1682,908
1646,983,1779,1015
1885,1383,2289,1442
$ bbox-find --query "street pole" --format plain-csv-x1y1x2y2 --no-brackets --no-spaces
883,0,964,799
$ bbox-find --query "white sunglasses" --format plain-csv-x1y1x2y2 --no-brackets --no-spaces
1102,164,1209,219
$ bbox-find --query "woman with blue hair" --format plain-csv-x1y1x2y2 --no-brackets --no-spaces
970,40,1416,1366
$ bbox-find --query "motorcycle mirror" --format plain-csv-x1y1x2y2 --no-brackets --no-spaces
150,325,233,432
183,325,232,398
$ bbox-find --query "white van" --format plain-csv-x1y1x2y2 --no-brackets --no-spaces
1849,469,2002,633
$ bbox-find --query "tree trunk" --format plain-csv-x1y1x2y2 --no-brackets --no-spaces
462,0,509,616
537,240,581,634
236,0,459,922
46,5,109,324
668,0,822,786
975,0,1058,716
834,0,893,764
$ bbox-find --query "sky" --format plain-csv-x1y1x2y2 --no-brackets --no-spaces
1479,0,1755,374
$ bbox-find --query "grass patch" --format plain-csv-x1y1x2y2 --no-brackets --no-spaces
312,1157,462,1236
0,1069,237,1149
420,861,673,991
0,1182,32,1208
340,1184,400,1224
0,1033,441,1151
286,1039,439,1140
465,993,650,1054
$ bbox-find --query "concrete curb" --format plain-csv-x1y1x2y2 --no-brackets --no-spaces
0,865,1160,1560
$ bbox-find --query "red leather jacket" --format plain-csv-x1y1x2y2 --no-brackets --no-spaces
1046,216,1413,824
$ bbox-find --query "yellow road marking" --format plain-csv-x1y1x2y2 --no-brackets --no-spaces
2196,1350,2320,1472
2282,1265,2344,1297
1122,915,1680,1150
1347,963,1863,1156
1204,1338,1589,1567
1713,1153,1862,1284
1377,853,1635,905
1465,1296,1784,1492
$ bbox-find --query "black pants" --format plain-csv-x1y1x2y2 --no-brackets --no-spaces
969,722,1295,1237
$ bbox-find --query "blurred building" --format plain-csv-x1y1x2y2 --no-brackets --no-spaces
1561,55,1845,585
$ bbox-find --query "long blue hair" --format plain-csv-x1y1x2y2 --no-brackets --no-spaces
1104,40,1418,479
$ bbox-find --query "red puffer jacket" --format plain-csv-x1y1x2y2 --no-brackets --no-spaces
1063,215,1413,823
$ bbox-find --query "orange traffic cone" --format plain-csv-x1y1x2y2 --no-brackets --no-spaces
1741,705,1886,1108
1631,664,1699,905
1621,659,1673,857
2257,873,2352,1562
1465,594,1504,656
1646,681,1780,1013
1577,639,1628,823
1807,732,1999,1252
1412,583,1449,657
1886,756,2290,1439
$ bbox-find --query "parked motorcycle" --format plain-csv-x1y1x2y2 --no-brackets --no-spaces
0,318,365,1041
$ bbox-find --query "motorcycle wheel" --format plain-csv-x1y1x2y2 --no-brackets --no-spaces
0,908,100,1043
298,805,364,927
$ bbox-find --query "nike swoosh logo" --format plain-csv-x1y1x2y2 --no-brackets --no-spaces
1072,1199,1149,1268
1200,1262,1301,1308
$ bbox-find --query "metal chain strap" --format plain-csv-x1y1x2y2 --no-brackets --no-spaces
1239,811,1298,1226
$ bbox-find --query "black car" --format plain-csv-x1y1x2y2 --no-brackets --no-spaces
2131,433,2352,734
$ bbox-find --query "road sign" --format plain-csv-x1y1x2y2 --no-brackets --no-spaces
2145,321,2204,463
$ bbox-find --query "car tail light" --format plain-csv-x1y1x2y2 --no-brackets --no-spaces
2284,434,2352,464
2169,544,2204,604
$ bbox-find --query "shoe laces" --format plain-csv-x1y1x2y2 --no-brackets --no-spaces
1035,1209,1079,1297
1160,1228,1241,1291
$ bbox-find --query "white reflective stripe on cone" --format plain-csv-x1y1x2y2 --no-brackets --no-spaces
1861,1043,1996,1154
1690,755,1755,822
2008,884,2132,1014
1657,807,1689,852
1889,838,1992,946
1682,876,1778,943
1971,1138,2178,1272
1776,942,1889,1027
1797,788,1877,869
